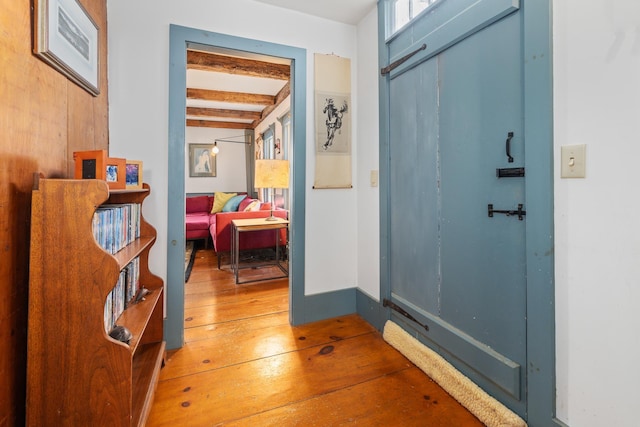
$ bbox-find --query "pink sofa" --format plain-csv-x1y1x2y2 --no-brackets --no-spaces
185,195,214,248
186,194,288,267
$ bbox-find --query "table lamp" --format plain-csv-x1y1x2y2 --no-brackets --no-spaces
254,159,290,221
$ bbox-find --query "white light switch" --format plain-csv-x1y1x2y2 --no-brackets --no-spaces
370,170,378,187
561,144,586,178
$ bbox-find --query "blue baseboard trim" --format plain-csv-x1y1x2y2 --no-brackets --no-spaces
293,288,389,331
356,289,387,331
301,288,357,324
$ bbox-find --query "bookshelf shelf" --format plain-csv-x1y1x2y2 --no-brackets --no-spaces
118,288,163,355
27,178,165,427
114,236,155,269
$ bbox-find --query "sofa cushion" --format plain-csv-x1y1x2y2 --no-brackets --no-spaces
186,195,210,214
243,200,260,211
259,202,272,211
185,212,210,231
211,192,237,214
222,194,247,212
238,197,255,212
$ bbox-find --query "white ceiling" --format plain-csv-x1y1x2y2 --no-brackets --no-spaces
254,0,377,25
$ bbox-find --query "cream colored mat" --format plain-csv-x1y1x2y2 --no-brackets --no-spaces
383,320,527,427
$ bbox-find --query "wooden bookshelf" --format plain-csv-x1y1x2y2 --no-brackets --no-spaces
26,178,165,427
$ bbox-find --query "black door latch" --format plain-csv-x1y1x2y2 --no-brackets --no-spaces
488,204,526,220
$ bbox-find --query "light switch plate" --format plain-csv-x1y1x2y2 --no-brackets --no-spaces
370,170,378,187
561,144,586,178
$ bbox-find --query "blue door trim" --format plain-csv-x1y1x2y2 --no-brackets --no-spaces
377,0,555,424
386,0,520,78
522,0,556,424
166,24,307,349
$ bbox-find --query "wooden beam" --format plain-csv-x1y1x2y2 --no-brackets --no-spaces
186,107,261,121
187,50,290,80
253,82,291,128
186,119,252,130
187,88,275,106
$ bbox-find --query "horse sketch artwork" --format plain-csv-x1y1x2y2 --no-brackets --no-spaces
322,97,348,150
316,92,350,154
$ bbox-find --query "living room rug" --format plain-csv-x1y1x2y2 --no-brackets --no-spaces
185,241,197,282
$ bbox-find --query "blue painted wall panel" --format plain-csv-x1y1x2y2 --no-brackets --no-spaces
389,58,440,314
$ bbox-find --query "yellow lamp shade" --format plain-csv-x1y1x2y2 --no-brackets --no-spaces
254,159,290,189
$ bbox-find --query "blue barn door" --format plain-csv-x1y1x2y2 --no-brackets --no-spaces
384,0,528,417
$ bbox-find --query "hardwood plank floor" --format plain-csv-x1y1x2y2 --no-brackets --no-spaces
147,245,484,426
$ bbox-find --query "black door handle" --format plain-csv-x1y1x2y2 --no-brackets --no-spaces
506,132,514,163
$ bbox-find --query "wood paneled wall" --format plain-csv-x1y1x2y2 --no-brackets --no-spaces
0,0,109,424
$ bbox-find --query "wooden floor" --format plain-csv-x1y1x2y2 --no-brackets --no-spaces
147,246,484,426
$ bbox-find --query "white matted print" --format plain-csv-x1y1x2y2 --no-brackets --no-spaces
33,0,100,95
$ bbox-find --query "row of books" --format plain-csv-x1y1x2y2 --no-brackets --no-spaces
104,257,141,334
93,203,141,254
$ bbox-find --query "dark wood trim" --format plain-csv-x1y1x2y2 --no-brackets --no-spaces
186,107,261,121
187,88,275,106
254,81,291,127
187,50,290,80
186,119,251,129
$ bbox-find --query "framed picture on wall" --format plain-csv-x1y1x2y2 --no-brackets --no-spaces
125,160,143,190
33,0,100,96
189,144,217,177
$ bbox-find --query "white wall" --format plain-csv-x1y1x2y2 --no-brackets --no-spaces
356,8,380,300
107,0,363,296
184,127,247,194
553,2,640,426
254,97,290,161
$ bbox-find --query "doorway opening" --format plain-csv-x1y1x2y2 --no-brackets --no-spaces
167,25,307,349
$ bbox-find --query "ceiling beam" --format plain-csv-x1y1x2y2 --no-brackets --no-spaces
186,107,262,121
186,119,252,130
187,88,275,106
253,81,291,128
187,50,290,80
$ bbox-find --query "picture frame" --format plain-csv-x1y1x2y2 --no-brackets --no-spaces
125,160,143,190
33,0,100,96
189,144,217,177
74,149,107,180
105,158,126,190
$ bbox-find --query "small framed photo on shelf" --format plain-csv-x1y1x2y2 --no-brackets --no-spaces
74,150,107,180
33,0,100,96
105,158,126,190
189,144,217,177
125,160,143,190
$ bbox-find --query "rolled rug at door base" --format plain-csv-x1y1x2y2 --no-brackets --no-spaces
383,320,527,427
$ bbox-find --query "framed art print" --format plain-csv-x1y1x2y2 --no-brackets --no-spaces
125,160,143,190
105,157,125,190
189,144,217,177
33,0,100,95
